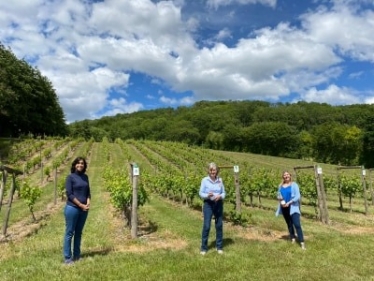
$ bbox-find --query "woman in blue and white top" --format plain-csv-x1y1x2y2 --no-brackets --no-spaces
199,162,226,255
276,171,305,250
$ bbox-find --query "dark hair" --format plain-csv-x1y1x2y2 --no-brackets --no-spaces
71,157,87,173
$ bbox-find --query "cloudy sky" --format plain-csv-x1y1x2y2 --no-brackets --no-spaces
1,0,373,123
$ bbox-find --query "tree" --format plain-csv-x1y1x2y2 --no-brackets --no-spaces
243,122,300,157
0,43,67,137
205,131,224,150
361,116,374,168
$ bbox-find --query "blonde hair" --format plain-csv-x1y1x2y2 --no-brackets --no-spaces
279,170,292,186
208,162,219,175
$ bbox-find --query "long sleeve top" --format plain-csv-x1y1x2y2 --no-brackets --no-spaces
275,182,301,216
65,172,91,208
199,176,226,201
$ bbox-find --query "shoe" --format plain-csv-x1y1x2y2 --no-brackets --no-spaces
217,249,223,254
291,238,296,244
64,258,74,265
200,251,206,255
301,242,306,250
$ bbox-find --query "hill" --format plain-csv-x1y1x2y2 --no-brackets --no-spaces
68,100,374,167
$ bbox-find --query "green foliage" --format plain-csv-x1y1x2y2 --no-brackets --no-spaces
57,177,66,201
102,167,148,212
339,174,362,199
67,100,374,165
0,43,68,137
19,179,42,221
228,210,252,227
296,172,318,216
44,166,51,179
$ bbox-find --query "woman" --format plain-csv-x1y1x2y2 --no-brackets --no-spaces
199,162,226,255
276,171,305,250
63,157,91,264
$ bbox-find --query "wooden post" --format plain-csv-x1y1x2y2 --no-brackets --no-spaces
219,165,241,213
0,170,6,212
41,162,43,184
315,166,329,224
131,163,139,239
2,173,17,236
362,167,368,215
294,165,329,224
370,170,374,205
313,165,324,221
54,167,58,205
234,166,241,213
336,168,343,210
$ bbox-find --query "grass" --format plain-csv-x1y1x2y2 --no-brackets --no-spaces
2,142,374,280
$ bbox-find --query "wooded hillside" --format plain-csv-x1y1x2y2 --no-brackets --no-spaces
68,100,374,168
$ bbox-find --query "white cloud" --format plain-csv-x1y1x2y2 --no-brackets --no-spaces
300,85,360,105
1,0,373,123
301,3,374,62
159,95,194,106
206,0,276,9
44,67,130,122
215,28,232,41
104,97,143,117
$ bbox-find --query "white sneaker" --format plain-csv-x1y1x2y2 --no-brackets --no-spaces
200,251,206,255
291,238,296,244
217,249,223,254
301,242,306,250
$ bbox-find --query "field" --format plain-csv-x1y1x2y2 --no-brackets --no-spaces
1,139,374,281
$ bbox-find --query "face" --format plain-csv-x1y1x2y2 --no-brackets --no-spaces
75,160,85,172
283,172,291,182
209,168,218,178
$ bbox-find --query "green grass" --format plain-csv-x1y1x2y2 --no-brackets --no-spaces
2,142,374,280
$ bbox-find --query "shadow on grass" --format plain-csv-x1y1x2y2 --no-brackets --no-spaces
81,247,112,259
138,220,158,236
278,235,291,241
208,238,234,250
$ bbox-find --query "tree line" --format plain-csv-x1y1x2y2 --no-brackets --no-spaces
68,100,374,168
0,43,67,137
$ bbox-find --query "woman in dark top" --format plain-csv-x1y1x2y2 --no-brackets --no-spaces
63,157,91,264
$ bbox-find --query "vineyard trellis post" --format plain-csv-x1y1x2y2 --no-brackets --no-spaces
368,169,374,205
362,168,368,215
53,167,58,205
336,166,368,215
0,169,6,212
0,165,23,236
130,163,140,239
39,139,43,185
293,165,329,224
219,165,241,213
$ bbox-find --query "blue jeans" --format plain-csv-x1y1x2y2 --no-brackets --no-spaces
282,206,304,242
63,205,88,260
201,200,223,251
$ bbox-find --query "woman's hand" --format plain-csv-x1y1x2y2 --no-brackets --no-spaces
80,203,90,211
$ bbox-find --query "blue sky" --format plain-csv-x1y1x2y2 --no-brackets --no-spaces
1,0,373,123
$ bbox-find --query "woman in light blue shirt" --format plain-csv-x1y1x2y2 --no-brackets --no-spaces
276,171,305,250
199,162,226,255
